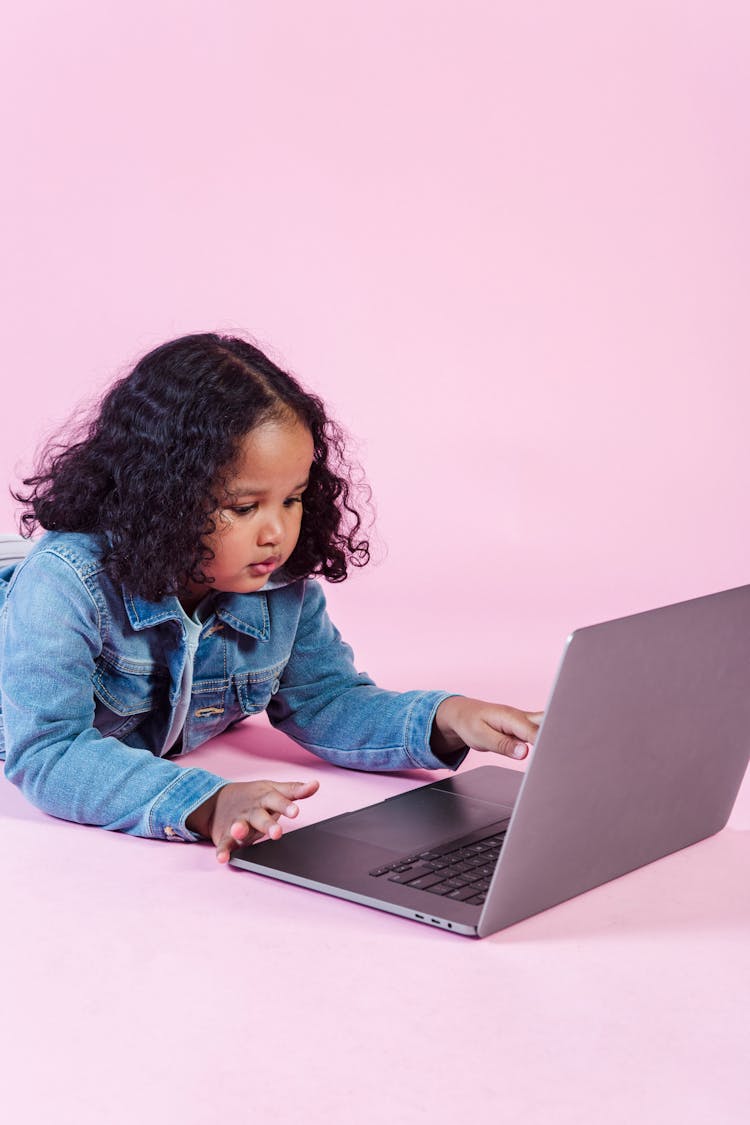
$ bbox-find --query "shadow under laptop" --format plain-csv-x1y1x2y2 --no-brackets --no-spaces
489,827,750,943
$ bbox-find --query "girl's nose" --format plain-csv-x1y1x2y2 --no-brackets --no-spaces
258,512,284,545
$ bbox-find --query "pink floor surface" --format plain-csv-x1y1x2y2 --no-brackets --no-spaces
3,714,748,1125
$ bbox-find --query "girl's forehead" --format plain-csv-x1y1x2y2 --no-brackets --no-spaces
229,419,314,488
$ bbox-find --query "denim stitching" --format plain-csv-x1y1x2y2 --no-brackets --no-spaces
99,648,170,675
233,661,288,685
92,676,159,717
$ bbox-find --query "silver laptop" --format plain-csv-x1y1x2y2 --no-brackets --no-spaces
230,585,750,937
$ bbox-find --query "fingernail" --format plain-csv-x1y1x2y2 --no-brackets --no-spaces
512,745,526,759
287,805,298,816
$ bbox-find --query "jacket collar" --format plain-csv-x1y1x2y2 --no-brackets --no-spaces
122,569,296,640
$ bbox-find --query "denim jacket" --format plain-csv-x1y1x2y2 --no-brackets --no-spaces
0,532,465,842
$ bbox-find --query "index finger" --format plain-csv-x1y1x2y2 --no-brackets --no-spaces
273,779,321,799
495,709,543,744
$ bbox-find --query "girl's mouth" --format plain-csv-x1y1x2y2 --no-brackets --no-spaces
248,557,281,575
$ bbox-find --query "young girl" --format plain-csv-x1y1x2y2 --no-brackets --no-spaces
0,333,541,865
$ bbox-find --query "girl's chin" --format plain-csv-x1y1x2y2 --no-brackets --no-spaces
224,572,275,593
184,568,280,601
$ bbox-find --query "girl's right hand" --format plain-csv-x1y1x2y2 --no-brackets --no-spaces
187,779,320,864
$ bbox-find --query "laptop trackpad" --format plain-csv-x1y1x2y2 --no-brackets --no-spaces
317,789,510,855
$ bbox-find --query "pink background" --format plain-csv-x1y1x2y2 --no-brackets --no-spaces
1,3,748,1123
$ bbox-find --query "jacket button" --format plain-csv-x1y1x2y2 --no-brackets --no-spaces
165,826,176,837
271,678,280,694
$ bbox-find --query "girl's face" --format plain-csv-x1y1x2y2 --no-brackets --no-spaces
184,417,314,605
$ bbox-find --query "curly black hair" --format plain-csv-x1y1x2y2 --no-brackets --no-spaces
13,333,371,600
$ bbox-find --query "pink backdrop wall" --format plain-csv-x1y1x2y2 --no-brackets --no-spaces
2,0,748,709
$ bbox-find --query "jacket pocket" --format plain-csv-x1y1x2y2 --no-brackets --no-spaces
234,661,288,716
93,707,151,740
92,653,171,717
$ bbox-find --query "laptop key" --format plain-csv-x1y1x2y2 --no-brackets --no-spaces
423,881,453,895
388,864,436,884
369,865,394,877
447,886,481,901
406,872,447,891
466,894,486,905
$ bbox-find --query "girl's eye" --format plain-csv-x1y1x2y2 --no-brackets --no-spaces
227,497,302,517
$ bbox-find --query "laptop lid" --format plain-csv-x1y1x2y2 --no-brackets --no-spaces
477,584,750,936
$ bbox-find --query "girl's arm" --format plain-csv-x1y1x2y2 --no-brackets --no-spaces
1,550,226,841
266,581,538,771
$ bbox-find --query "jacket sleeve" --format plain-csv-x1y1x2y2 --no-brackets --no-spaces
0,551,227,841
266,580,468,772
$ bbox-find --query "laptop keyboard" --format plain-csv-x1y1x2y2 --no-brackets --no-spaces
368,828,507,906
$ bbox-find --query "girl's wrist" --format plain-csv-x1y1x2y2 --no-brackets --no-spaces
430,696,468,758
186,787,224,839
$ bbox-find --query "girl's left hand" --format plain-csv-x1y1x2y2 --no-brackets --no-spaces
432,696,543,762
